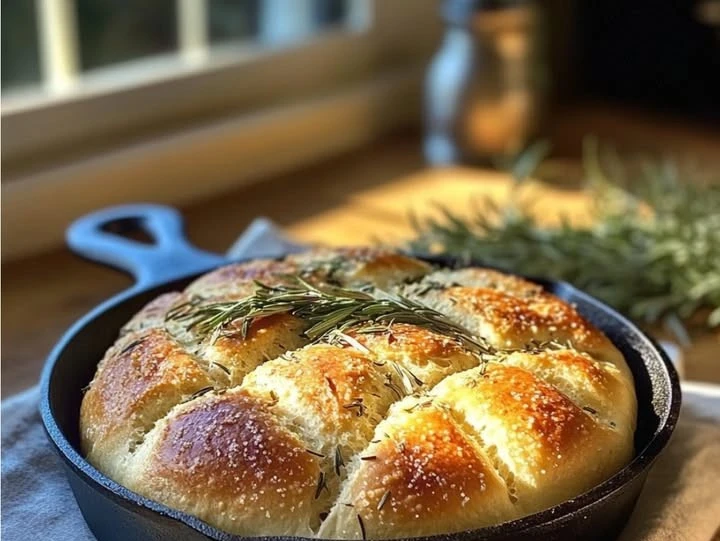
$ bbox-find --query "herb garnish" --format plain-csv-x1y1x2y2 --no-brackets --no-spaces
334,446,345,475
119,338,145,356
189,386,214,401
210,361,231,376
383,374,404,400
377,490,391,511
166,277,494,363
408,139,720,341
390,362,424,393
315,472,328,500
343,398,366,417
357,514,367,540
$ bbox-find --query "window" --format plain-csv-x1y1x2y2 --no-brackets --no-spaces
3,0,358,96
1,1,42,91
1,0,440,260
2,0,377,164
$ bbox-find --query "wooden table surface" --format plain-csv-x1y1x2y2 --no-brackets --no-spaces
3,109,719,397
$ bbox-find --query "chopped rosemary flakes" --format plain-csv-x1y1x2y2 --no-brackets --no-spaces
383,374,404,400
377,490,391,511
325,376,338,395
357,514,367,540
314,472,328,500
210,361,231,375
343,398,366,417
334,446,345,475
404,398,430,413
299,255,346,285
119,338,145,356
390,362,423,394
189,386,214,401
327,329,371,354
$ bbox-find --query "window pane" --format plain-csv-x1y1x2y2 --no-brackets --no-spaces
75,0,177,71
209,0,351,47
315,0,349,26
209,0,260,45
2,0,359,96
1,0,42,90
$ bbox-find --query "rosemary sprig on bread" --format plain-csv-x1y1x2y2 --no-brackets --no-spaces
166,277,495,362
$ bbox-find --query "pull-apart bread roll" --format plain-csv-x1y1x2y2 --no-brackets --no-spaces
320,360,632,539
80,249,636,538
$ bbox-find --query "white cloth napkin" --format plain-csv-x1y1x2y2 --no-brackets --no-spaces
619,381,720,541
2,220,719,540
2,386,95,540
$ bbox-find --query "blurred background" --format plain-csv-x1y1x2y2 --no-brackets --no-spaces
1,0,719,394
2,0,719,258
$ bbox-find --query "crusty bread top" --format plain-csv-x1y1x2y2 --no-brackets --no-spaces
80,248,636,539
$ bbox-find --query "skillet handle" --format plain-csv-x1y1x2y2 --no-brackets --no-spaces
67,204,227,290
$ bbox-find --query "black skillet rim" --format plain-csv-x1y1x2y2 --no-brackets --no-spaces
40,258,682,541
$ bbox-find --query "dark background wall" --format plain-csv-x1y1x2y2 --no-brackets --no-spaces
547,0,720,121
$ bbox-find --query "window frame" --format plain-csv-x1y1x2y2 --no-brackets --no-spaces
1,0,442,260
2,0,439,169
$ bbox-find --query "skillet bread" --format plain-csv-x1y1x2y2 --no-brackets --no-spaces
79,248,636,539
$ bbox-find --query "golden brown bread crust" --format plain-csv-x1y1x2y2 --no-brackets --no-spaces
342,323,479,388
121,292,183,335
321,360,633,538
242,344,397,456
125,390,321,536
185,258,298,300
413,285,626,368
318,404,515,539
80,328,214,482
80,248,636,538
429,364,633,517
286,247,432,289
240,344,398,519
502,349,637,432
419,267,543,297
196,313,308,386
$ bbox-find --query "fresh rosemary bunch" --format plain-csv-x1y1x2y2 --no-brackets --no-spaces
166,277,494,360
408,139,720,340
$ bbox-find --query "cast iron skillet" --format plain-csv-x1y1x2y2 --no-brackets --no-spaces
40,204,681,541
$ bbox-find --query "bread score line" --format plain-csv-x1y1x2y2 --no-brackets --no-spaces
79,248,637,539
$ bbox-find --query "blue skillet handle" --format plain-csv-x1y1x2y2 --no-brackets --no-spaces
66,204,227,291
